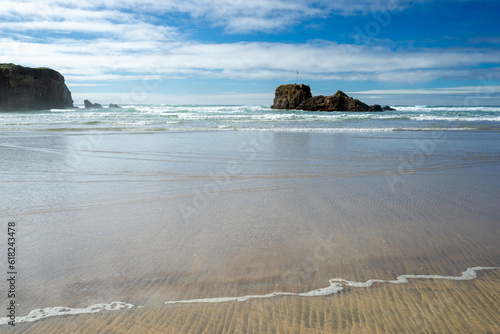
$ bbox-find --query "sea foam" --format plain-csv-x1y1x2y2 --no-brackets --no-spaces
0,266,496,326
164,266,497,305
0,302,133,326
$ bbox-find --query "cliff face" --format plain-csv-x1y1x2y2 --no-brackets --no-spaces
0,64,73,111
271,84,394,112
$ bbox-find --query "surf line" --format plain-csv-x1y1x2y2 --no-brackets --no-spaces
164,266,498,305
0,266,496,326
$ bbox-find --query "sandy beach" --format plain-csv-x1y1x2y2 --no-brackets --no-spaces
1,130,499,333
3,0,500,330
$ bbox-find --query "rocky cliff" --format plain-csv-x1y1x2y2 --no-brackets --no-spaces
0,64,74,111
271,84,395,112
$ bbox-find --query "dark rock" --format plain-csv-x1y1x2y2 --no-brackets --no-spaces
84,100,93,108
109,103,121,108
271,84,394,112
0,63,73,111
270,84,312,110
297,95,330,111
382,105,396,111
84,100,103,109
298,90,379,112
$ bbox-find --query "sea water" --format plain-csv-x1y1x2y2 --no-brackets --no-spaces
0,104,499,132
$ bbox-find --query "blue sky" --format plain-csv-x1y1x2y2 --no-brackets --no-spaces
1,0,500,105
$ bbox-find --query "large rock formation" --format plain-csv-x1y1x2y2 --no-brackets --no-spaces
0,64,73,111
270,84,312,109
271,84,395,112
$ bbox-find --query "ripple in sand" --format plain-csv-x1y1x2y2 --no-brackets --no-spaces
165,266,497,304
0,266,496,326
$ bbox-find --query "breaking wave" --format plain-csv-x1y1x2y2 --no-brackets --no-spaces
2,104,500,132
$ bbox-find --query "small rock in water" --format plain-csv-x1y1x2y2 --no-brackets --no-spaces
84,100,103,109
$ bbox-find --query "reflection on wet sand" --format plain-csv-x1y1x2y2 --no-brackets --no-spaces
1,131,499,333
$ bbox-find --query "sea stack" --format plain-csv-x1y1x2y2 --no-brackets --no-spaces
270,84,312,110
271,84,395,112
0,64,74,111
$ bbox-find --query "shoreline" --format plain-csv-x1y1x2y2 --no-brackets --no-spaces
1,266,497,327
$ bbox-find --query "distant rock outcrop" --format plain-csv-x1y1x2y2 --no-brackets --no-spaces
271,84,395,112
0,63,74,111
270,84,312,110
84,100,103,109
84,101,121,109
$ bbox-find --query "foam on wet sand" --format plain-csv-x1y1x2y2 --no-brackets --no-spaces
1,266,496,326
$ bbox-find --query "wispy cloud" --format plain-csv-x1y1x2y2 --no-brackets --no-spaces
2,35,498,83
1,0,425,36
0,0,178,42
1,0,498,92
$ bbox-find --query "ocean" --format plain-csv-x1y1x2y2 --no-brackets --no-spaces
1,104,499,333
1,104,500,132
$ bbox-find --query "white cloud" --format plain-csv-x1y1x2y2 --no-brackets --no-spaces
1,0,427,36
1,0,497,90
2,37,499,84
0,21,175,41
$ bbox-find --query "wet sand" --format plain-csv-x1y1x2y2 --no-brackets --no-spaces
1,130,499,333
8,270,500,333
